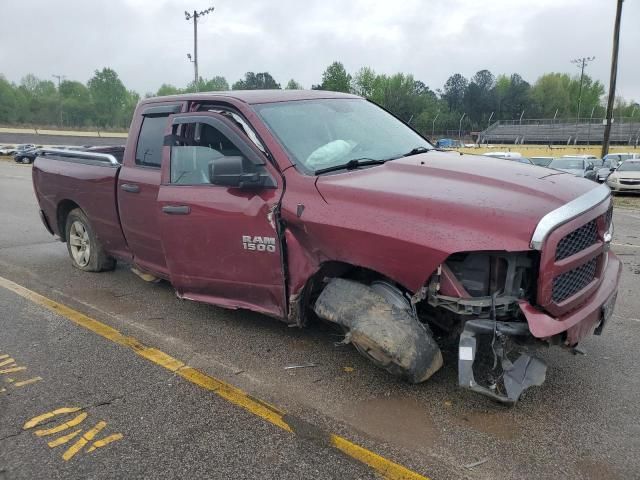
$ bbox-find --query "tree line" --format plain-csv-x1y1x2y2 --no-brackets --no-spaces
0,63,638,133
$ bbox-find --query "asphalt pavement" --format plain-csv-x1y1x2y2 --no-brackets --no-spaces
1,158,639,479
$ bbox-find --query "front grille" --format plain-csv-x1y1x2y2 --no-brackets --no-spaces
620,179,640,185
552,258,597,303
555,220,598,261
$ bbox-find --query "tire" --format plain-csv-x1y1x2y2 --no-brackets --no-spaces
21,156,31,164
65,208,116,272
14,156,21,163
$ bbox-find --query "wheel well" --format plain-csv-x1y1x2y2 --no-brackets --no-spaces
56,200,80,241
292,261,407,326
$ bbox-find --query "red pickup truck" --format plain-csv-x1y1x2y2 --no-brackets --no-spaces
32,90,621,403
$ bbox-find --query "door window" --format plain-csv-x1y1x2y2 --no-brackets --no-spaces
135,115,169,167
169,123,243,185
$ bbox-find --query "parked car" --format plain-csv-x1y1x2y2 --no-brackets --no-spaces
548,157,597,181
593,159,614,183
530,156,554,167
482,152,533,165
607,159,640,194
32,90,620,404
0,145,17,156
603,152,640,168
435,138,464,148
13,144,37,164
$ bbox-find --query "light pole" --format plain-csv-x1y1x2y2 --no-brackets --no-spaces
587,106,596,145
458,112,466,141
185,6,215,92
431,112,439,140
571,56,595,123
52,74,65,127
602,0,624,158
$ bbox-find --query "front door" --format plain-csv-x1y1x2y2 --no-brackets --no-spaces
157,113,286,318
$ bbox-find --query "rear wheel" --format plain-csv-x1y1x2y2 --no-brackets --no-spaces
65,208,115,272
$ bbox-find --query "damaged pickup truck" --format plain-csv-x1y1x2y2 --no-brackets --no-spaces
32,90,621,403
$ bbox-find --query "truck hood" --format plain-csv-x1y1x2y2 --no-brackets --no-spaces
314,151,598,253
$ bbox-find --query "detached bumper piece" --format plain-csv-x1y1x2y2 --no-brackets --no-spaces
458,320,547,404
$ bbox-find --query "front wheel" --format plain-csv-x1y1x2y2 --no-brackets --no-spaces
65,208,115,272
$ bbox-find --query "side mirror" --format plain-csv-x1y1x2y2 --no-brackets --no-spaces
209,155,268,188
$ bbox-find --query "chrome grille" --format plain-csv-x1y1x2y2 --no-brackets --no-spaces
552,258,597,303
555,220,598,261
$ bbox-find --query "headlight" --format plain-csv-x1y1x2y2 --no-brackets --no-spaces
608,175,618,183
604,210,614,244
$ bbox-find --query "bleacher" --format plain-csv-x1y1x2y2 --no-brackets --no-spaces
478,118,640,145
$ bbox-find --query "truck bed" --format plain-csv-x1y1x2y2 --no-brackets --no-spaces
32,148,131,261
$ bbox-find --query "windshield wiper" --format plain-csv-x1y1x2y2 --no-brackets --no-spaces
314,158,387,175
402,146,431,157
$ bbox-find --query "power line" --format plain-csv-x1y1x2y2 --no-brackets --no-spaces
570,56,595,122
185,6,215,92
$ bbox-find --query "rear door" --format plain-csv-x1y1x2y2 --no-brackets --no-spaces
118,104,182,277
157,112,286,317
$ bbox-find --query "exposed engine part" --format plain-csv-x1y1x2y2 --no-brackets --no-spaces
428,252,535,318
458,319,547,404
314,278,443,383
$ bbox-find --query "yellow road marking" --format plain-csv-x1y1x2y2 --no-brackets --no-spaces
86,433,124,452
0,275,430,480
0,358,15,367
62,421,107,461
0,366,26,374
24,407,82,430
48,429,82,448
35,412,88,437
14,376,43,387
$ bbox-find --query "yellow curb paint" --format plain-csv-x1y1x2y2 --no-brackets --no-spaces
86,433,124,452
35,412,88,437
0,275,430,480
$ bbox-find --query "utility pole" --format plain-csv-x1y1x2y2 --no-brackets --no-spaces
52,74,65,127
185,6,215,92
431,112,439,140
458,112,466,141
570,56,595,123
602,0,624,158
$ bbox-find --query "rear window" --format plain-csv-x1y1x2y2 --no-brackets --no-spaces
135,115,168,167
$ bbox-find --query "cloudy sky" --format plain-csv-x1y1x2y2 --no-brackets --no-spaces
2,0,639,101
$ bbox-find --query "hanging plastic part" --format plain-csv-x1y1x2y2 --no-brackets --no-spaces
458,319,547,404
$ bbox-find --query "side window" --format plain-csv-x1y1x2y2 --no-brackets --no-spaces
135,115,169,167
170,123,243,185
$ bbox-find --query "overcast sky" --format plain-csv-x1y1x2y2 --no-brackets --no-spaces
2,0,639,101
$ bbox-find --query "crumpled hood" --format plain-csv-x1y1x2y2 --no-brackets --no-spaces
315,151,598,253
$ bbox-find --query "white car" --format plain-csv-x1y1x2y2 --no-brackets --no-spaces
0,145,16,155
607,159,640,193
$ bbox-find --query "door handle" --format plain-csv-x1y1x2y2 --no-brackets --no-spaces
121,183,140,193
162,205,191,215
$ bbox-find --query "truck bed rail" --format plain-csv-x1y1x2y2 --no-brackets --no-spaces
38,148,121,167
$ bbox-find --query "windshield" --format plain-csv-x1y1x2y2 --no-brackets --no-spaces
592,160,603,168
617,160,640,172
254,99,432,173
550,158,584,170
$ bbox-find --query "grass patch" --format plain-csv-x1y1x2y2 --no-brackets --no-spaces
613,194,640,210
